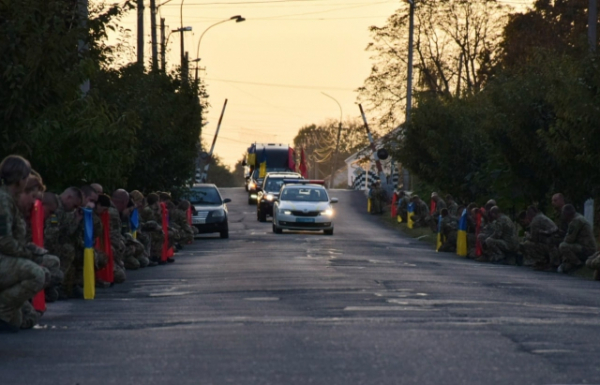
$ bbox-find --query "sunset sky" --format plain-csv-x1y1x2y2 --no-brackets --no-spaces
119,0,530,168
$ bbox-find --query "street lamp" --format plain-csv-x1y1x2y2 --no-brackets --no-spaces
321,92,343,189
194,15,246,81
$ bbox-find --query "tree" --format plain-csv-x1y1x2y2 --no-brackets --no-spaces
0,0,138,189
500,0,595,69
293,119,368,179
358,0,509,130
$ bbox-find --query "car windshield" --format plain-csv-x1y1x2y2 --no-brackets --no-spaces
264,178,289,193
187,187,222,205
280,187,329,202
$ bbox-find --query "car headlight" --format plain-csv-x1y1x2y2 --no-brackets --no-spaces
249,182,256,189
211,209,225,218
281,209,292,215
265,194,274,201
321,209,334,216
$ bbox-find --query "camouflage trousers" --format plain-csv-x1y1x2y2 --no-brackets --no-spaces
137,232,151,255
559,242,595,266
411,214,432,229
126,237,149,268
33,254,63,287
149,231,164,259
53,243,75,275
520,241,559,267
180,224,195,244
485,238,517,262
113,262,126,284
0,255,45,327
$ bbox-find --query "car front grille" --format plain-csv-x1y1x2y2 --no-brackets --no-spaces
291,210,320,217
280,222,331,228
194,211,209,219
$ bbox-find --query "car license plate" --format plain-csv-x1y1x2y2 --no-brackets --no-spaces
296,218,315,223
192,218,206,224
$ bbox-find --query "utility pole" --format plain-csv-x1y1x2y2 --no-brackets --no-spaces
160,18,166,72
137,0,144,67
200,99,228,182
405,0,415,123
180,30,185,78
184,51,189,82
590,0,597,52
79,0,90,94
150,0,158,71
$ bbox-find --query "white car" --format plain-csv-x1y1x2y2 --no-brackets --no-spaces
272,183,338,235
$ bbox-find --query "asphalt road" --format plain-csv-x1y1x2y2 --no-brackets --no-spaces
2,187,600,385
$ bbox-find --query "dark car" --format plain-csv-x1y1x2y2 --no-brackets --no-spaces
186,184,231,239
247,168,294,205
256,172,303,222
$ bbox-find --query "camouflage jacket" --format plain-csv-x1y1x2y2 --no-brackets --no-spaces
140,206,161,232
415,200,429,217
490,214,519,247
170,209,189,230
108,206,124,242
440,216,458,238
526,213,558,244
45,198,80,247
564,213,597,251
434,199,447,216
0,186,33,259
447,201,459,217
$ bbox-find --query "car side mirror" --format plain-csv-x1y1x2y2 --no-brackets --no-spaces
330,198,338,204
223,198,232,204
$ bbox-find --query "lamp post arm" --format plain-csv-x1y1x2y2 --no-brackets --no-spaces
195,19,233,61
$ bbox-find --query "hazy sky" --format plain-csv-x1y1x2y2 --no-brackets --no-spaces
119,0,529,168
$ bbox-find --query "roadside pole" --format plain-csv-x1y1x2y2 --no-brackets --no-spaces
150,0,158,71
160,18,166,71
200,99,228,182
137,0,144,66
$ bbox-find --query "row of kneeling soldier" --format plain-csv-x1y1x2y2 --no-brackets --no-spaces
0,155,197,333
395,190,600,280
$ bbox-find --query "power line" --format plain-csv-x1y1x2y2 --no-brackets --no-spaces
206,77,354,91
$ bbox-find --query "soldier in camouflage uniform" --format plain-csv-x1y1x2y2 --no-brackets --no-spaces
430,193,447,232
130,190,152,258
44,187,82,298
482,206,519,263
446,194,459,218
557,204,597,273
410,195,432,228
18,175,63,292
395,191,408,222
519,206,559,269
438,209,458,253
140,193,164,265
0,156,46,332
171,201,194,245
110,189,149,270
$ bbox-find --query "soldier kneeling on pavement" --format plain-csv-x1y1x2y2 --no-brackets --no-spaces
0,155,47,333
480,206,519,264
410,195,432,228
557,204,597,274
437,209,458,253
518,206,560,270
